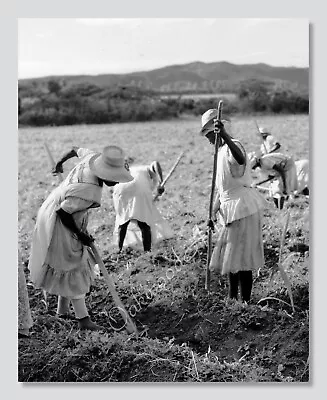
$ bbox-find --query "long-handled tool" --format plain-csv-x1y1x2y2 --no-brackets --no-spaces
254,120,268,155
44,142,138,336
255,185,271,192
153,151,185,202
89,243,138,334
253,175,276,188
205,100,223,292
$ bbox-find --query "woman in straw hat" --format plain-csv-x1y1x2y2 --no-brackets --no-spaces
28,146,133,331
201,109,267,302
112,160,173,252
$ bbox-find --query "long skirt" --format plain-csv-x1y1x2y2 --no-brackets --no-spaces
29,186,95,298
34,216,96,297
209,211,264,275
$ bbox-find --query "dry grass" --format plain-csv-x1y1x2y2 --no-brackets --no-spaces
18,114,309,382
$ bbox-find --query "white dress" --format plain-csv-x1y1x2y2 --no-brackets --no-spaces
112,165,173,249
210,140,267,275
28,148,101,298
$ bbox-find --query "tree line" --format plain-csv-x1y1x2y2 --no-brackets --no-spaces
18,78,309,127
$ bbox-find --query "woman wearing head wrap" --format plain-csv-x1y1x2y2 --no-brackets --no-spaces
28,145,133,330
200,109,267,302
112,161,174,252
258,127,281,155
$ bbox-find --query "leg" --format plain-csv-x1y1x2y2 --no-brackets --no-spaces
137,220,152,252
71,296,104,331
280,196,285,210
118,221,130,252
229,272,239,300
239,270,253,303
71,297,88,319
273,196,285,210
273,197,279,209
56,296,72,318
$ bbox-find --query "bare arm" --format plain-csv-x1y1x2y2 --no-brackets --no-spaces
268,142,281,154
273,164,287,194
214,120,245,165
56,208,94,246
52,147,79,175
207,192,221,230
151,161,165,196
153,161,163,184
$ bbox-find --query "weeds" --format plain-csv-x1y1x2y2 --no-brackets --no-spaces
19,116,309,382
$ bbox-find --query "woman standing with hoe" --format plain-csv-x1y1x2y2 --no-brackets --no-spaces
201,110,267,302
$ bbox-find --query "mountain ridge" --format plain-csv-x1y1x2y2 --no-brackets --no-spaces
19,60,309,93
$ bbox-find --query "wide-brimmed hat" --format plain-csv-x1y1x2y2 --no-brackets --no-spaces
200,109,230,135
89,146,133,183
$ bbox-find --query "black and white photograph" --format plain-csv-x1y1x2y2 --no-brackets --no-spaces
17,17,310,384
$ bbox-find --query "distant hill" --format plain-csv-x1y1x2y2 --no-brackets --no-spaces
19,61,309,93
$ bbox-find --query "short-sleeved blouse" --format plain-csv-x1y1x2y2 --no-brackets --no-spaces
216,140,267,225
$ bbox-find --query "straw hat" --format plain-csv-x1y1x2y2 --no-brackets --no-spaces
89,146,133,183
200,109,230,135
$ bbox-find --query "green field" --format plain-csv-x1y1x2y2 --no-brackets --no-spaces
18,114,309,382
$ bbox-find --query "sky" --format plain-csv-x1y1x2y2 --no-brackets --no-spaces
18,18,309,79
